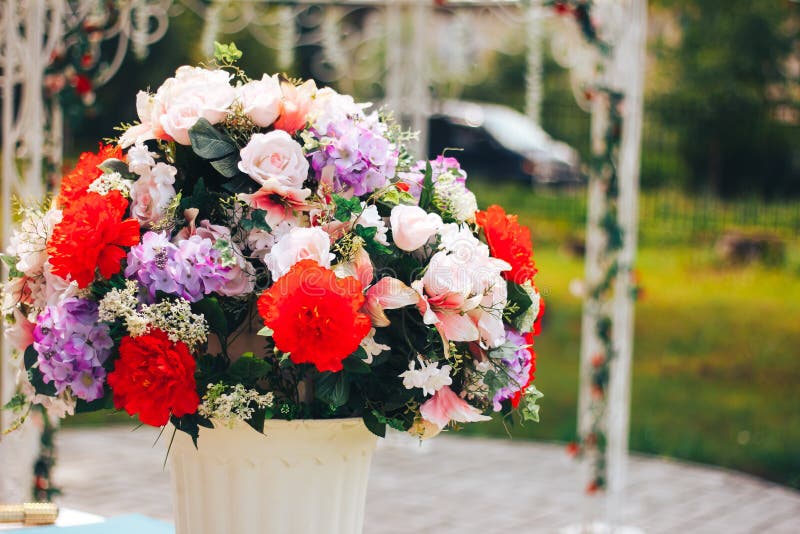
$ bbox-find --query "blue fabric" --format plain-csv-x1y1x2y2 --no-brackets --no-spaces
17,515,173,533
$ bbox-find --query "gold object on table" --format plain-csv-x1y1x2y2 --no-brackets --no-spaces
0,502,58,525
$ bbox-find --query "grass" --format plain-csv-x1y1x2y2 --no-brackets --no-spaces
458,179,800,489
67,180,800,489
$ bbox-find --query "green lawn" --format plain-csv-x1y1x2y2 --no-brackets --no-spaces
67,180,800,489
458,180,800,489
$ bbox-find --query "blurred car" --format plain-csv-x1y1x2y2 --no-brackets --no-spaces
427,100,583,185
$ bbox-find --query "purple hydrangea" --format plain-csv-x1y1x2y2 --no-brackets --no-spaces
399,156,467,199
491,328,533,411
309,118,398,197
125,231,231,302
33,297,113,401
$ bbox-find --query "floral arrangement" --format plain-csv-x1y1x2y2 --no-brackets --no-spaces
2,44,543,444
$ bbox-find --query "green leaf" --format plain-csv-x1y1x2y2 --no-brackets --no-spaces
97,158,135,179
506,281,533,320
418,161,435,209
214,41,242,62
222,174,259,194
228,352,272,385
240,209,272,232
332,194,363,222
315,372,350,408
342,348,371,374
362,410,386,438
75,396,112,414
192,297,228,338
24,346,57,397
210,153,241,178
257,326,273,337
188,118,236,160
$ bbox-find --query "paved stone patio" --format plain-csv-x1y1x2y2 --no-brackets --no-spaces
52,426,799,533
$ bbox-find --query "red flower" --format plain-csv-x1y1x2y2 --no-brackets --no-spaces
58,144,123,207
47,190,140,288
257,259,371,373
107,330,200,427
73,74,93,96
476,205,537,284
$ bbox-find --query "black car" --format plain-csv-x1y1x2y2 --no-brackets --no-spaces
428,100,583,185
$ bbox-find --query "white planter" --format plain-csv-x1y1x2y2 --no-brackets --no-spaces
168,418,378,534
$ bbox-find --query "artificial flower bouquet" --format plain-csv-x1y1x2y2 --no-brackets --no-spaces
2,44,544,445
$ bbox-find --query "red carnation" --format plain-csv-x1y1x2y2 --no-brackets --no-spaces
476,205,537,284
108,330,200,427
47,190,140,288
257,259,372,373
57,144,123,207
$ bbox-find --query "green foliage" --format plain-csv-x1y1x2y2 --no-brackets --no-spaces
418,161,435,210
228,352,272,386
188,118,237,160
653,0,799,198
191,297,228,339
213,41,243,63
332,194,363,222
315,372,350,408
240,209,272,232
24,346,57,397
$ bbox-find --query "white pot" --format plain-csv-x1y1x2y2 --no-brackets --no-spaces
168,418,378,534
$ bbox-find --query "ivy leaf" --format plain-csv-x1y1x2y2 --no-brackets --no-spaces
418,161,435,210
210,153,241,178
332,194,363,222
228,352,272,385
315,372,350,408
188,118,236,160
240,209,272,232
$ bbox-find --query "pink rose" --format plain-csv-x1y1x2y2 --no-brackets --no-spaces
238,130,309,189
130,163,177,228
121,67,235,147
265,227,334,281
389,205,442,252
419,386,490,430
238,74,282,127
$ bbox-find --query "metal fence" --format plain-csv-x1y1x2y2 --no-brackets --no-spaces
535,101,800,240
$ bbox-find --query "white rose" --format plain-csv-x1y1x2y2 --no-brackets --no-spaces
265,226,334,280
238,130,309,191
126,139,157,175
310,87,368,133
130,166,177,228
359,204,389,246
238,74,282,128
156,67,235,145
390,205,442,252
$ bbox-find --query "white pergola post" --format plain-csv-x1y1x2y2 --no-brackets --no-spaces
0,0,62,502
574,0,647,531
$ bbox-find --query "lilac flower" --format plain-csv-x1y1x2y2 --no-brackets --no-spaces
309,118,399,197
33,297,113,402
491,328,533,411
126,231,231,302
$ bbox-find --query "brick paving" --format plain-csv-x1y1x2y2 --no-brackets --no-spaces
52,426,800,533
